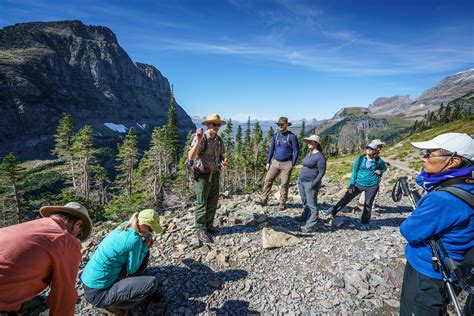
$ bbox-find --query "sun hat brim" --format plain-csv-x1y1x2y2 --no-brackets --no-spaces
202,119,226,125
39,206,92,241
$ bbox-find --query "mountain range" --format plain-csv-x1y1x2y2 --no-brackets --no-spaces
0,20,472,160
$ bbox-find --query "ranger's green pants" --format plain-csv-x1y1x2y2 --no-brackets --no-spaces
194,172,220,231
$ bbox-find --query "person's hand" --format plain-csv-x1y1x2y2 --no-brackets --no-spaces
221,158,229,168
374,170,381,176
348,187,354,194
265,163,270,171
144,236,154,248
195,128,204,140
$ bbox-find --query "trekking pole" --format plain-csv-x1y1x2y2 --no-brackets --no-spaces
392,177,463,316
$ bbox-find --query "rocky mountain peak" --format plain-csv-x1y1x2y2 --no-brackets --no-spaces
368,96,411,115
0,20,194,159
4,20,118,45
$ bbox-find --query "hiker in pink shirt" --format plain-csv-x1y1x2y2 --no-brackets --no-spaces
0,202,92,316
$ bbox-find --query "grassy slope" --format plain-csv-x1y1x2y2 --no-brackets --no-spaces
385,119,474,170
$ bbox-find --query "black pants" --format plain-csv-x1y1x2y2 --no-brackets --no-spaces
83,252,158,310
331,183,379,223
400,261,450,315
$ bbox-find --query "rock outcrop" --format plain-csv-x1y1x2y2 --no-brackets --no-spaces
313,107,412,150
0,20,195,159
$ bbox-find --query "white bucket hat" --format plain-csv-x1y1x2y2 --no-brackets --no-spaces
371,139,385,147
302,135,320,143
411,133,474,161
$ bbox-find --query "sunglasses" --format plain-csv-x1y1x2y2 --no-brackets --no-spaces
421,150,452,159
210,123,222,127
278,124,286,127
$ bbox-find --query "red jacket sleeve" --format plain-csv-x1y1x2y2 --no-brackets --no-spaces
47,235,82,316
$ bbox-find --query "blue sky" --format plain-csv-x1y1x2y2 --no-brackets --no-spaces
1,0,473,121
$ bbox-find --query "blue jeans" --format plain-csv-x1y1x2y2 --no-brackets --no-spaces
298,179,320,229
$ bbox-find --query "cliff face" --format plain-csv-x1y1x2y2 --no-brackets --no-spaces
0,20,195,159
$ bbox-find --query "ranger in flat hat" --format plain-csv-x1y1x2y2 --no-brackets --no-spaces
188,114,228,247
255,116,299,210
0,202,92,315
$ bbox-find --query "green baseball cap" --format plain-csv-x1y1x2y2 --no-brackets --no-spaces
138,209,163,233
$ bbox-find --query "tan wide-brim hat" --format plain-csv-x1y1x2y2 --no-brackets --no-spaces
303,135,320,143
202,114,226,126
39,202,92,241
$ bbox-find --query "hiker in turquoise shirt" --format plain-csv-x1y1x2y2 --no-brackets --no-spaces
322,143,387,227
81,209,163,313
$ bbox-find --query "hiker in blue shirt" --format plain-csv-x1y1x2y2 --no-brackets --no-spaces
322,143,387,228
399,133,474,315
255,117,299,211
81,209,163,314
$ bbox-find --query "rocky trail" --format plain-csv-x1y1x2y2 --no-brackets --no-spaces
73,164,421,316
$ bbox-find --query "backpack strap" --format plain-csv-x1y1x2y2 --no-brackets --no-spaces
374,156,381,171
353,155,365,184
436,186,474,208
431,183,474,273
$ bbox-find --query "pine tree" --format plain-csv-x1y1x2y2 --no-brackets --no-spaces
235,125,243,154
452,103,462,121
221,119,234,152
232,125,244,190
167,87,180,162
116,127,139,196
0,152,24,224
175,130,194,194
242,118,252,187
72,125,94,201
443,104,452,123
93,164,110,205
412,120,418,133
136,126,174,205
52,113,73,160
320,134,331,156
298,121,307,162
251,121,263,189
52,113,77,189
220,119,234,191
437,103,444,123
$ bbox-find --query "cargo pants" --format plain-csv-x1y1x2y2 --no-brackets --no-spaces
194,171,220,231
259,160,293,205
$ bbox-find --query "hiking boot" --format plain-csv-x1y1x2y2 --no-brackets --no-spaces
301,226,316,233
206,226,220,235
255,197,267,206
361,223,370,230
196,231,212,244
321,208,332,216
278,203,286,211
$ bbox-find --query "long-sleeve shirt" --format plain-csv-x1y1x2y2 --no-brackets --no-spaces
298,151,326,187
80,225,149,289
0,217,81,316
400,183,474,280
349,155,387,187
266,131,299,166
